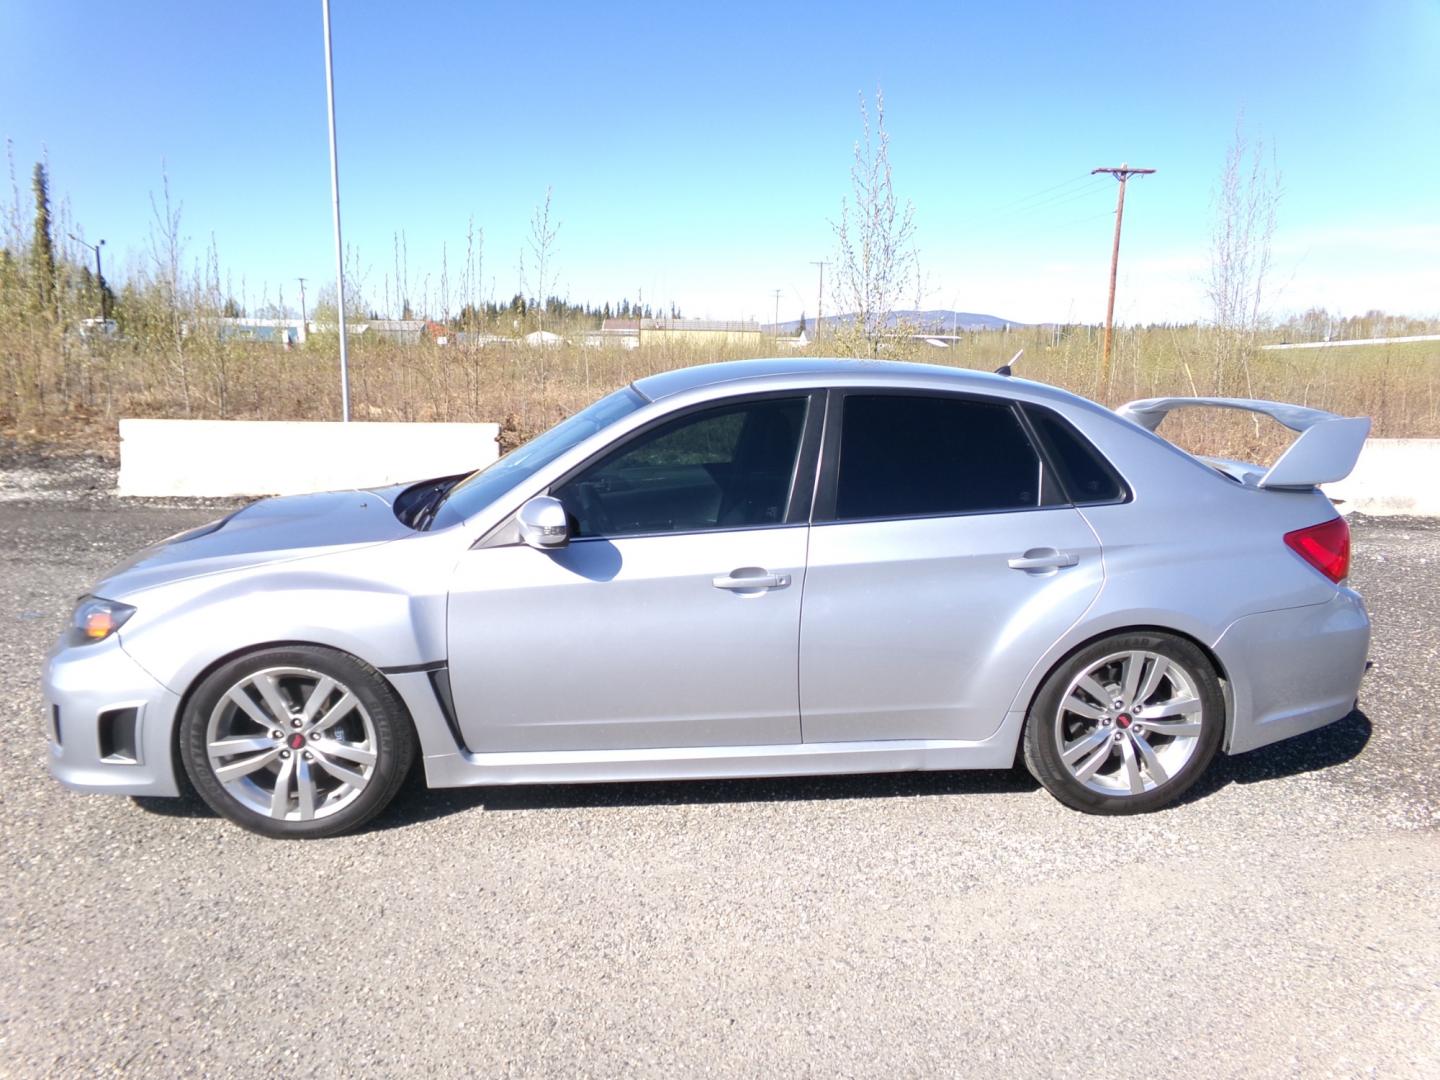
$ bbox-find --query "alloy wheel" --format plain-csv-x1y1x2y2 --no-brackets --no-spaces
204,666,378,822
1052,649,1205,797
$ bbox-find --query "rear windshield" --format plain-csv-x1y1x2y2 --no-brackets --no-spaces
431,386,646,528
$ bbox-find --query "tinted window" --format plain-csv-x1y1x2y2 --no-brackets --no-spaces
1025,406,1125,504
555,397,806,538
835,395,1041,520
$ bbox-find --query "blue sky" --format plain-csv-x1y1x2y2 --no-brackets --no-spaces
4,0,1437,324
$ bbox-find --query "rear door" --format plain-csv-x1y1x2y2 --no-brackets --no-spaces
798,391,1106,743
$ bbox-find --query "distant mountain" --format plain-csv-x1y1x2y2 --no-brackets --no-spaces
769,310,1026,334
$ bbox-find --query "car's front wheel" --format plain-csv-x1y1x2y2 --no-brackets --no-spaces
1022,632,1224,814
179,646,416,838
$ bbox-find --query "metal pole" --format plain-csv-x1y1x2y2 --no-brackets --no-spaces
95,240,106,319
68,234,107,319
322,0,351,421
811,260,826,344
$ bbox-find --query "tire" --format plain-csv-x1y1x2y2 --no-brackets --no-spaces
179,645,417,839
1022,632,1224,815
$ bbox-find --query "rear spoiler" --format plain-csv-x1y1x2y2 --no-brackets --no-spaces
1115,396,1371,489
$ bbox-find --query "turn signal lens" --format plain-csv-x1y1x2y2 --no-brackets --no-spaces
85,610,116,639
71,596,136,644
1284,517,1350,584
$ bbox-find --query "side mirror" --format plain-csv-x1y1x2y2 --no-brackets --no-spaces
516,495,570,549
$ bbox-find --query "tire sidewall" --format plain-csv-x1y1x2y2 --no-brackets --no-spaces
1024,632,1225,815
179,646,414,839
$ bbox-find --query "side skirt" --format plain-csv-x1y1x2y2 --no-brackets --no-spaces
441,723,1025,789
385,669,1027,789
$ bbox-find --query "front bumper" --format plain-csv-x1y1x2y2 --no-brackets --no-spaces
1215,589,1370,755
43,633,183,797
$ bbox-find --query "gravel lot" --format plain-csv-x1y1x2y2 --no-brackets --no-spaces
1,451,1437,1078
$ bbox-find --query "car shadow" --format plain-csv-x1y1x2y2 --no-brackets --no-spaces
1175,707,1372,806
371,763,1042,831
131,709,1372,830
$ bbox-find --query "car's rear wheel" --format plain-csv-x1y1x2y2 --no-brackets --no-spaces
1022,632,1224,814
179,646,416,838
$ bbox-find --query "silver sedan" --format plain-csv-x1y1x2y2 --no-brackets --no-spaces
44,358,1372,837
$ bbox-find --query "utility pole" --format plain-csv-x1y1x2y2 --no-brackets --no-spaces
1091,163,1155,386
321,0,351,421
772,288,782,340
810,260,827,343
68,234,106,319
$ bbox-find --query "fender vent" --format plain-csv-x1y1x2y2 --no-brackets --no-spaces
98,707,140,763
426,668,471,753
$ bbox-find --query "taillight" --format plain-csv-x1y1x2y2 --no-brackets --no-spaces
1284,516,1350,584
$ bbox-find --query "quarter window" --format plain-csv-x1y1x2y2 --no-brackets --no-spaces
834,394,1042,520
1025,406,1126,504
554,397,807,538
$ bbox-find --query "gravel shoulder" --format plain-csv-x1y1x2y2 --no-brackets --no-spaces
1,469,1437,1078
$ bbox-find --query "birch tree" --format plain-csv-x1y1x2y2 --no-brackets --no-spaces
1206,117,1282,395
831,89,918,356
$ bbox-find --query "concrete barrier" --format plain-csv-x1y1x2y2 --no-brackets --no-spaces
1324,438,1440,517
118,419,500,498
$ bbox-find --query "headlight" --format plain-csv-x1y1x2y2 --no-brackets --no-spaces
70,596,136,645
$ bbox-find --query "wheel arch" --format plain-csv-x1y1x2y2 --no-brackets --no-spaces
167,639,421,791
1013,623,1234,747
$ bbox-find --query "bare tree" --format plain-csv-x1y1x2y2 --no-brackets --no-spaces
831,89,918,357
148,168,192,416
1206,116,1282,394
523,186,560,332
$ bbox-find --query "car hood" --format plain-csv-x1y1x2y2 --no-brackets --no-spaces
94,485,415,599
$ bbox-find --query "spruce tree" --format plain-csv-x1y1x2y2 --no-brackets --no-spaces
31,163,57,319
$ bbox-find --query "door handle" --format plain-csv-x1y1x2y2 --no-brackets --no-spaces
712,568,792,591
1007,548,1078,572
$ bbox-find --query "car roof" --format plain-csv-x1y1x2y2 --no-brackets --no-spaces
630,356,1098,414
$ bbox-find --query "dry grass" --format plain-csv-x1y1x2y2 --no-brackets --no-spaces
2,323,1437,466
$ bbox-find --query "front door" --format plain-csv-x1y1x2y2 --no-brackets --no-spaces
447,393,818,753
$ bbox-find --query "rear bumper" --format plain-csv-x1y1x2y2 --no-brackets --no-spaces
43,634,183,797
1215,589,1370,755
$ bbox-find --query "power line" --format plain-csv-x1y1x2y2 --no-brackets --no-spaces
970,172,1094,218
985,178,1110,222
954,175,1109,230
1048,209,1118,231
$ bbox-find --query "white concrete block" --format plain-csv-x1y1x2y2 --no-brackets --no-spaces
118,419,499,498
1324,438,1440,517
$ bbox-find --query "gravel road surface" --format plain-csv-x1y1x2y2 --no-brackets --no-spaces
2,456,1437,1078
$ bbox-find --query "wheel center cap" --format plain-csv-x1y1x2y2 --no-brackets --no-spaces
288,733,306,750
1116,713,1133,729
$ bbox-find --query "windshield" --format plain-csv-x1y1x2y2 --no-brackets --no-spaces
430,385,647,529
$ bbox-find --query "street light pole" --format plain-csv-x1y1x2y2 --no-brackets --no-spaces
68,233,106,319
810,260,827,344
321,0,351,422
